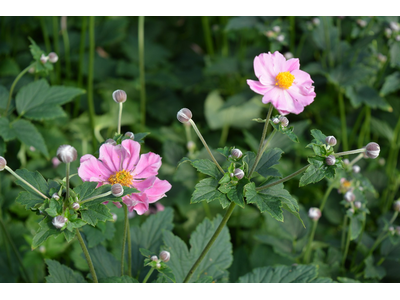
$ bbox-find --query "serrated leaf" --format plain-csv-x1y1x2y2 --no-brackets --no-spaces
32,217,61,249
24,105,66,120
99,276,139,283
244,182,283,221
63,229,76,243
238,264,317,283
269,119,299,143
139,248,154,258
82,222,116,248
163,214,233,283
309,129,327,145
11,119,49,157
299,157,339,187
216,146,230,158
15,191,45,210
191,177,229,205
0,117,16,141
243,148,283,179
364,255,386,280
380,71,400,96
45,259,86,283
14,169,50,196
80,204,113,226
180,157,222,179
345,85,391,111
157,264,176,283
45,198,63,217
350,213,365,241
86,242,121,280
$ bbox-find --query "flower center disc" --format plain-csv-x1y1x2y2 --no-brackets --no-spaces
108,170,133,187
275,71,295,89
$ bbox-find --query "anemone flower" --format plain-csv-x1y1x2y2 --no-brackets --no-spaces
247,51,316,115
78,139,171,215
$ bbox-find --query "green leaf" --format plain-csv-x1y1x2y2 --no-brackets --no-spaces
11,119,49,157
0,117,16,141
380,71,400,96
364,255,386,280
139,248,154,258
87,243,121,280
80,204,113,226
45,198,63,217
45,259,86,283
191,177,229,205
244,182,283,221
269,119,299,143
157,264,176,283
15,191,45,210
243,148,283,179
179,157,222,179
14,169,50,196
32,217,61,249
350,213,365,241
82,222,116,248
162,214,233,283
238,264,318,283
299,157,340,187
390,41,400,68
309,129,327,145
345,85,391,111
218,180,246,208
99,276,139,283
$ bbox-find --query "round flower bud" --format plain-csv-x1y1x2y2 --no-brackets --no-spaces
393,200,400,212
112,89,127,103
156,263,161,269
365,142,380,159
125,132,134,139
56,145,77,163
52,193,60,200
187,141,195,151
325,155,336,166
234,168,244,180
231,148,243,159
105,138,117,146
52,216,67,229
111,183,124,197
308,207,321,221
354,201,362,209
272,117,280,124
48,52,58,63
111,213,118,222
177,108,192,123
344,191,355,202
352,165,360,173
229,173,234,178
72,202,80,210
151,256,158,261
0,156,7,171
279,116,289,127
40,54,48,64
325,136,337,147
159,250,170,262
343,159,350,165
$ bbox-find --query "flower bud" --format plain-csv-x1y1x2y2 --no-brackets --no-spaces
52,216,67,229
229,173,234,178
308,207,321,221
112,89,127,103
111,183,124,197
272,118,280,124
56,145,77,163
52,193,60,200
348,208,355,214
354,201,362,209
125,132,134,139
343,159,350,165
365,142,380,159
231,148,243,159
40,54,48,64
159,250,170,262
325,155,336,166
177,108,192,123
344,191,355,202
273,25,281,33
48,52,58,63
276,34,285,42
105,138,117,146
393,200,400,212
0,156,7,171
352,165,360,173
325,136,337,146
234,168,244,180
72,202,80,210
156,263,161,269
187,141,195,151
279,116,289,127
111,213,118,222
151,256,158,261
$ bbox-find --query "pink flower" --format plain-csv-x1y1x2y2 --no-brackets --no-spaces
78,139,171,215
247,51,316,115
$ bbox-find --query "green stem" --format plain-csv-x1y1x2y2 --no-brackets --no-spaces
39,16,51,53
201,16,214,56
0,217,31,282
138,16,146,132
334,148,366,157
64,162,70,211
348,107,366,150
127,213,132,277
75,229,98,283
220,16,229,56
80,191,112,205
219,124,230,147
189,119,224,174
289,16,295,54
118,102,123,135
143,267,154,283
341,215,348,252
348,153,364,167
341,218,352,267
338,88,348,152
3,62,36,117
74,16,87,117
320,184,334,213
249,104,273,178
88,16,96,151
261,129,277,154
303,220,317,264
52,16,61,84
5,166,48,199
121,204,128,276
256,164,310,191
61,17,71,80
183,202,236,283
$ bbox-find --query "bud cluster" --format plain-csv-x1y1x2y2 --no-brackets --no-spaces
272,116,289,128
344,191,355,202
40,52,58,64
52,216,68,229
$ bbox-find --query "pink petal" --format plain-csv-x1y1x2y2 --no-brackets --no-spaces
78,156,113,183
99,144,126,174
145,178,172,203
113,201,122,208
247,79,273,95
254,53,275,79
285,58,300,72
121,139,141,172
123,193,149,215
133,152,162,178
132,176,156,192
288,85,316,107
275,90,305,115
291,69,313,84
271,51,287,74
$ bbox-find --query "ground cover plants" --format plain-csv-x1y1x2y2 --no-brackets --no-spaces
1,16,400,283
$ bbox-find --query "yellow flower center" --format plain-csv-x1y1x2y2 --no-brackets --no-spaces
275,71,295,89
108,170,133,187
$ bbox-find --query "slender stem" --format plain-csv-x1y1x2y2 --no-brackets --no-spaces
74,16,87,117
183,202,236,283
320,184,334,212
338,88,348,152
61,17,71,81
390,211,399,224
348,153,364,167
64,162,70,211
5,166,48,199
249,104,274,178
87,16,96,151
75,229,98,283
189,119,224,174
80,191,112,205
39,16,51,53
334,148,366,157
201,16,214,56
138,16,146,132
341,218,352,267
341,215,348,252
220,16,228,56
289,16,295,54
3,63,35,117
52,16,61,84
256,164,310,191
127,213,132,277
303,220,317,264
348,107,366,149
143,267,154,283
118,102,123,135
0,217,31,282
121,204,128,276
350,213,366,269
219,124,230,147
261,129,277,154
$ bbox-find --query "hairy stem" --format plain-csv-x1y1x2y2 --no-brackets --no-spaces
143,267,154,283
5,166,48,199
75,229,98,283
121,203,128,276
118,102,123,135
